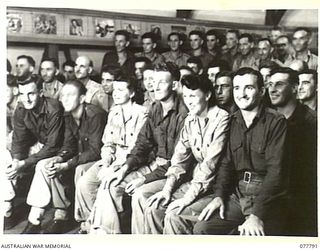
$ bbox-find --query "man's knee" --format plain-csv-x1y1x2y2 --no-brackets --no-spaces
193,221,212,234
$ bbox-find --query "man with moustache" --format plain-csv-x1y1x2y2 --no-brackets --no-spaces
268,67,317,236
193,68,288,236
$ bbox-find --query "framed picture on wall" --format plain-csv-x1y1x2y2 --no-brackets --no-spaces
70,18,84,36
7,13,23,33
122,21,141,40
95,18,115,39
33,14,57,34
149,24,162,41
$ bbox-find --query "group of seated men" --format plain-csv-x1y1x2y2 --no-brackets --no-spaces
5,25,317,236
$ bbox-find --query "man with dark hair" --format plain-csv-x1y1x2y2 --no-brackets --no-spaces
193,68,288,236
16,55,36,79
257,38,275,67
232,33,259,71
188,30,214,70
269,26,284,44
292,27,317,70
4,75,64,230
223,29,240,67
143,74,229,234
40,58,64,100
135,32,164,66
62,60,76,82
274,35,294,67
206,29,222,58
101,30,135,77
214,71,237,114
268,67,317,236
207,59,230,86
142,65,156,110
134,57,152,83
162,32,190,67
187,56,203,75
88,62,188,234
22,79,107,234
298,69,317,111
75,56,108,111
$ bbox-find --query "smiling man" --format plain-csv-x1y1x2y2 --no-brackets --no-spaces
298,69,317,111
193,68,288,236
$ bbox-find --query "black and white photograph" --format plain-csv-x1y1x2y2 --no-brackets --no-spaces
3,2,319,250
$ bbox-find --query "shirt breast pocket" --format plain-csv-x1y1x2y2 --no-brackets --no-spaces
251,141,265,155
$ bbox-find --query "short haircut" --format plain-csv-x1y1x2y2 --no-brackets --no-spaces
259,61,279,71
62,60,75,68
234,67,264,90
207,59,230,71
187,56,203,70
113,71,137,93
293,27,312,37
134,56,152,67
276,35,291,43
101,64,121,78
227,29,240,39
215,71,234,82
64,79,87,96
270,67,299,86
189,30,204,40
17,55,35,67
206,29,219,39
299,69,318,86
141,32,157,43
7,59,12,73
239,33,254,43
115,30,130,41
41,57,58,68
16,74,43,91
167,32,181,41
154,62,180,81
258,38,273,46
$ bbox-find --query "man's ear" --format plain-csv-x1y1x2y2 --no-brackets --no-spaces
292,84,298,95
125,41,130,48
172,80,179,91
129,91,135,99
179,40,183,46
39,89,44,97
29,66,35,73
260,86,266,97
79,94,86,104
12,86,19,96
55,69,60,76
199,69,203,75
88,66,93,74
152,43,157,49
205,91,212,102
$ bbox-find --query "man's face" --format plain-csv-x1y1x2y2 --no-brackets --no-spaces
239,37,253,56
18,82,41,110
260,67,272,87
207,67,220,85
143,69,155,92
115,34,128,53
74,57,91,80
40,61,56,83
206,35,218,51
63,65,75,81
215,76,232,106
112,81,132,105
268,73,295,107
270,30,282,43
153,71,173,101
16,58,33,78
233,74,262,111
292,30,309,52
60,84,82,113
189,34,203,51
168,34,181,52
257,41,272,60
182,85,209,116
298,73,316,101
135,61,146,80
142,38,155,54
101,72,114,94
226,32,238,49
187,63,201,74
276,37,290,56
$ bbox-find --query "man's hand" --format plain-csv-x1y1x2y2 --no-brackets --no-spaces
147,191,171,209
198,197,224,221
165,198,192,215
238,214,265,236
46,162,69,178
5,160,25,180
125,176,146,195
103,164,129,189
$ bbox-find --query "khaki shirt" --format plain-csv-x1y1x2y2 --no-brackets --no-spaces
135,51,165,66
43,79,63,100
293,50,318,70
162,51,190,68
100,103,148,167
166,105,229,202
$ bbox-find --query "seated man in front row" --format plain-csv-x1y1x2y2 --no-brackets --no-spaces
4,75,64,230
193,68,288,236
88,62,188,234
22,80,107,234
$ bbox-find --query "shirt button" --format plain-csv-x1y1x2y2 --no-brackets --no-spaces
111,131,113,134
85,137,88,141
130,133,133,136
197,147,200,151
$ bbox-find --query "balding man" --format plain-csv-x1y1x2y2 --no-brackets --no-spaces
75,56,109,112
